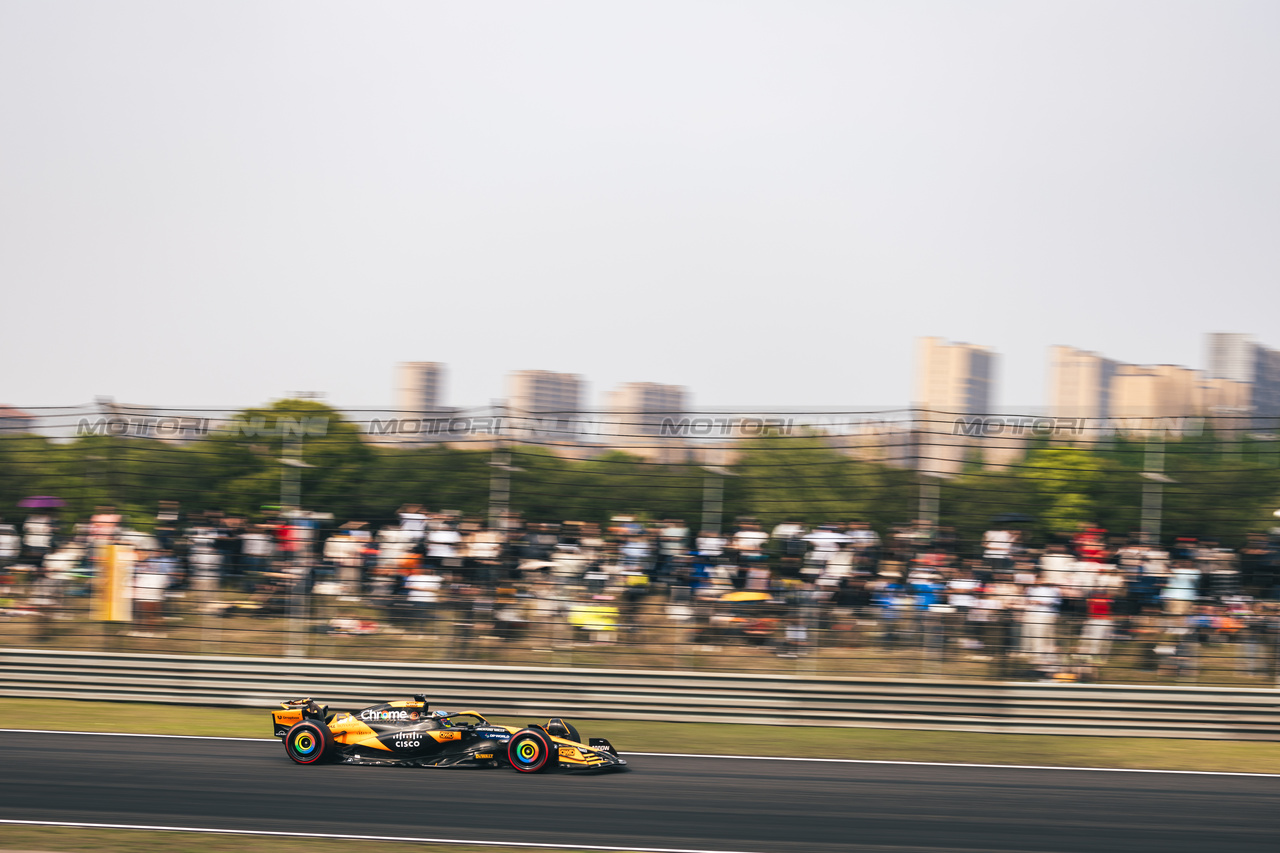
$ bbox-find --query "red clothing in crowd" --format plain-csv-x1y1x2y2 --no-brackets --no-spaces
1086,596,1112,618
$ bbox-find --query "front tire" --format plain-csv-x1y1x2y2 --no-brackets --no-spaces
508,729,557,773
284,720,334,765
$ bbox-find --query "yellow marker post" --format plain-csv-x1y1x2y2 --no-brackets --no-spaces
94,543,133,621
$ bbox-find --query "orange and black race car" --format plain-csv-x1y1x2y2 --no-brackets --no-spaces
271,695,627,773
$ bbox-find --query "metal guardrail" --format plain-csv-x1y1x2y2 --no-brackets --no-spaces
2,647,1278,740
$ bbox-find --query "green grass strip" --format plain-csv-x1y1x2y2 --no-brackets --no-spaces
1,697,1278,773
0,825,628,853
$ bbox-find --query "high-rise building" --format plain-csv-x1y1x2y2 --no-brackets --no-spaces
1104,364,1249,435
506,370,585,440
606,382,688,437
507,370,583,413
1256,348,1280,421
1207,333,1280,421
1109,364,1200,420
914,338,997,476
915,337,996,414
395,362,445,412
605,382,689,463
1196,376,1251,412
1207,333,1258,384
1048,346,1119,419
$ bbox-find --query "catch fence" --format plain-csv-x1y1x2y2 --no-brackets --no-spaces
1,401,1279,689
2,401,1279,541
2,568,1279,687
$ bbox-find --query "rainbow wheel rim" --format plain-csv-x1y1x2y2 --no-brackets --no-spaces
515,739,541,764
293,732,317,756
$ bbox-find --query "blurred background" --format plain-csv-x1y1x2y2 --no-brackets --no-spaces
5,3,1280,848
2,386,1278,686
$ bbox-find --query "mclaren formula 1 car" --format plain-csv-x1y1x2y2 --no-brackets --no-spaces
271,695,627,773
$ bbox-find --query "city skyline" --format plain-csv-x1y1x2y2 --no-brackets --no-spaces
1047,340,1266,424
377,332,1274,415
8,329,1278,415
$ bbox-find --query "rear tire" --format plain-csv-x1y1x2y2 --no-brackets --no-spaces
284,720,334,765
508,728,557,773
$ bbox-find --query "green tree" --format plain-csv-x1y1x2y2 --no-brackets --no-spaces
1018,447,1113,537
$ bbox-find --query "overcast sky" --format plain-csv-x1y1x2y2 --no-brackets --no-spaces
2,1,1277,411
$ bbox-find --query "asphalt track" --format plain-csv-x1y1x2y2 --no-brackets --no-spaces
3,733,1279,853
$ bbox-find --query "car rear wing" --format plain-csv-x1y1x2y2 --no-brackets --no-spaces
272,698,330,737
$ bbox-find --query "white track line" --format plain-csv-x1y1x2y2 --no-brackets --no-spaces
0,820,766,853
625,752,1280,778
0,728,267,741
4,729,1278,778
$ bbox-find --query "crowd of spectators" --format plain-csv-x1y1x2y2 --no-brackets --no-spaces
3,504,1280,681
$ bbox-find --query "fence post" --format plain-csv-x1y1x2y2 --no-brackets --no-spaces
1140,432,1168,546
914,407,941,526
489,402,513,531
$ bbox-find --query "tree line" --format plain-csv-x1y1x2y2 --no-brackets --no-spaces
1,400,1278,549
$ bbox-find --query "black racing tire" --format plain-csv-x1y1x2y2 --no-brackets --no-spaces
508,728,557,773
284,719,334,765
561,721,582,744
